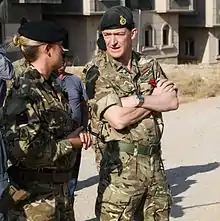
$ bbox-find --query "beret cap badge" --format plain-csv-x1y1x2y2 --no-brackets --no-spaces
120,15,127,26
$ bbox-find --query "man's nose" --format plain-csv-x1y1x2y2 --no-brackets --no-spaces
110,35,117,45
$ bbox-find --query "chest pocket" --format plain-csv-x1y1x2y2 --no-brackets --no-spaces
99,63,136,98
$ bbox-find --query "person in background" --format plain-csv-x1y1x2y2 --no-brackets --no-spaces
55,61,88,201
0,45,14,220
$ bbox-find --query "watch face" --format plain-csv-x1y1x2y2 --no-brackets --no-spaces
136,94,144,107
136,97,140,106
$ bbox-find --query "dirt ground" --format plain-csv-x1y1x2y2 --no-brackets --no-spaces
66,63,220,104
74,96,220,221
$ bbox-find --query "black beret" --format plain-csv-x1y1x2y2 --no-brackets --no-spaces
18,21,67,43
99,6,135,31
97,33,106,51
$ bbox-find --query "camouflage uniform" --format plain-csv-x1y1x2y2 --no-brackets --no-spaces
84,51,172,221
12,58,30,77
3,67,77,221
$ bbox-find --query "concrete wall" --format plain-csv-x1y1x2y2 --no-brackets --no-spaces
179,0,205,27
179,26,220,64
85,15,101,61
209,27,220,62
133,11,179,64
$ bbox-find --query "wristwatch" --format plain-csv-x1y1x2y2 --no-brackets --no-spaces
135,94,145,107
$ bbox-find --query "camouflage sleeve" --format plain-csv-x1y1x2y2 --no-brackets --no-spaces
139,55,168,81
4,82,74,164
83,62,122,120
150,58,168,80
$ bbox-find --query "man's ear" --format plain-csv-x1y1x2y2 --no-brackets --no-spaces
131,28,138,40
44,44,52,56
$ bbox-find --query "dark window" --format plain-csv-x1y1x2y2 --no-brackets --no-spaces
144,26,153,47
184,39,195,56
163,25,170,46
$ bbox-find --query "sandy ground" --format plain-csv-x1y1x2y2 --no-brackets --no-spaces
74,96,220,221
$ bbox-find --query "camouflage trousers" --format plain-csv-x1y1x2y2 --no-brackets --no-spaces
95,147,172,221
93,139,106,172
8,183,75,221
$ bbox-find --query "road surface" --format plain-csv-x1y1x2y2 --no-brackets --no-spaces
75,96,220,221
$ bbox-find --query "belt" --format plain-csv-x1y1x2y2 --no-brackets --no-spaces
108,141,161,156
18,168,72,184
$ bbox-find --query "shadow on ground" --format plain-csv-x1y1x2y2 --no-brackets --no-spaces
76,175,99,191
166,162,220,218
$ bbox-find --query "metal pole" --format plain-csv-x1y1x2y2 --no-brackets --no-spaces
136,9,142,52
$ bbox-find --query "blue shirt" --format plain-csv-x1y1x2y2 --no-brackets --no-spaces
55,73,88,127
0,50,14,106
55,72,88,198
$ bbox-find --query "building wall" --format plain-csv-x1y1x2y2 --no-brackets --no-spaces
179,27,216,64
85,15,101,61
43,10,180,65
209,27,220,62
133,11,179,64
179,0,205,27
6,0,220,65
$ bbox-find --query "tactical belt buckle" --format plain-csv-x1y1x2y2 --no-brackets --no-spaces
133,146,138,157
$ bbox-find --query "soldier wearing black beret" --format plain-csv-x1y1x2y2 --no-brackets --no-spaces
18,20,67,44
85,5,178,221
99,5,135,31
4,20,91,220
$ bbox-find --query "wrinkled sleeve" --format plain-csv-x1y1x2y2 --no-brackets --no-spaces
0,51,14,80
83,62,122,120
4,84,73,164
151,58,168,80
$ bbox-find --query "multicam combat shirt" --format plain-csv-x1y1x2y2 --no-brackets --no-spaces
84,51,167,146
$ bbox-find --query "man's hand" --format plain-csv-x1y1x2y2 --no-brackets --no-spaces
79,131,92,150
152,79,177,95
67,127,92,149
